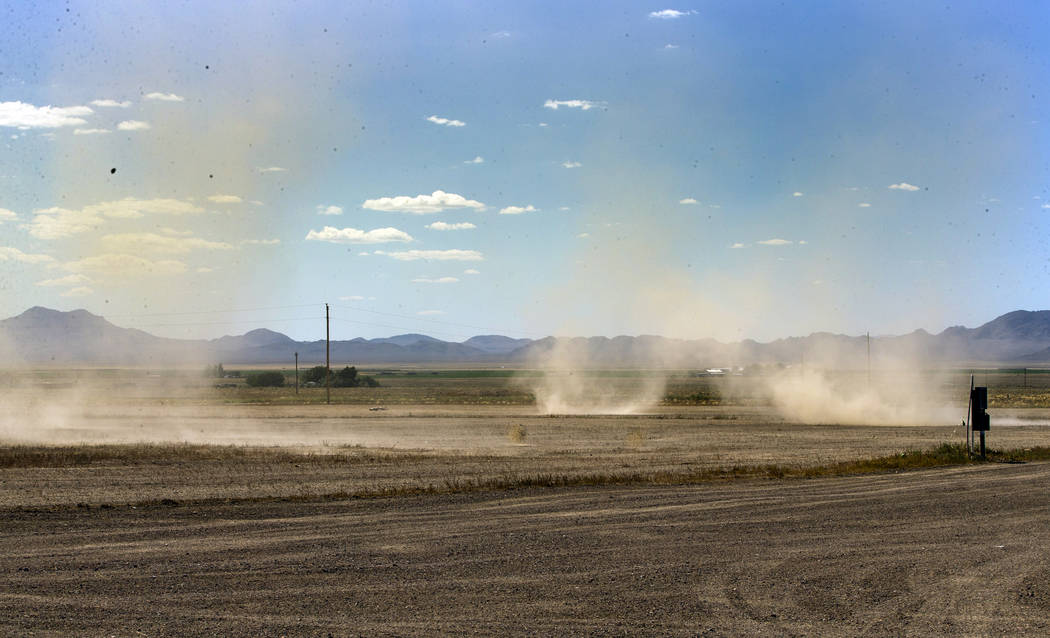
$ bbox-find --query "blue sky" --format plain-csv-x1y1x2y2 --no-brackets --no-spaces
0,1,1047,342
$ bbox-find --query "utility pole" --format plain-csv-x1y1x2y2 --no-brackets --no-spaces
325,303,331,405
294,351,299,395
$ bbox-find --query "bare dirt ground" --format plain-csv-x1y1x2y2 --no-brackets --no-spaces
3,461,1050,636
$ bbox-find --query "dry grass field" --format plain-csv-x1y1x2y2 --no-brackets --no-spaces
3,367,1050,634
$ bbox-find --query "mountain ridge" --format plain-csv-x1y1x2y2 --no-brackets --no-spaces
3,307,1050,366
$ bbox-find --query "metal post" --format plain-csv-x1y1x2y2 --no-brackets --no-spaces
294,351,299,394
325,303,330,405
980,430,986,459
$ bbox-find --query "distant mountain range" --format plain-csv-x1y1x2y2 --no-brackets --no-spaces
2,306,1050,367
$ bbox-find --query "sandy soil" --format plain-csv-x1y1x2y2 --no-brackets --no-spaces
3,462,1050,636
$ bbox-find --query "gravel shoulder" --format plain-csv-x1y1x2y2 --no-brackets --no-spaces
3,461,1050,636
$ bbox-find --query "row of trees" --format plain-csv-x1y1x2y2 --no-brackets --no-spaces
236,365,380,388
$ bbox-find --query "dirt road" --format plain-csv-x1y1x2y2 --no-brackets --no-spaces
3,461,1050,636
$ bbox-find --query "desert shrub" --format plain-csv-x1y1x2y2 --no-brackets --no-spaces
245,371,285,387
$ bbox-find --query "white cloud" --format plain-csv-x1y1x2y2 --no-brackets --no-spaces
731,243,746,249
196,267,214,273
160,227,193,236
26,198,205,239
61,286,93,297
664,44,679,49
61,254,187,277
798,240,808,245
889,182,920,191
562,161,582,169
374,249,483,261
0,101,93,129
793,192,803,197
207,194,243,204
577,233,590,238
102,232,234,254
544,100,602,111
463,269,480,275
499,205,536,215
426,115,466,127
649,9,696,19
417,310,445,316
339,295,365,301
241,239,281,246
0,246,54,264
679,198,698,205
1042,204,1050,209
117,120,151,131
257,166,287,173
538,122,549,127
316,205,343,216
757,239,792,245
90,99,131,108
36,274,92,287
858,203,871,208
0,208,16,221
363,190,485,214
305,226,413,244
427,221,476,230
464,156,484,164
74,128,111,135
144,92,185,102
412,277,459,284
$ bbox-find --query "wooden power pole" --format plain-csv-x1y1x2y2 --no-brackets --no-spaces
325,303,330,405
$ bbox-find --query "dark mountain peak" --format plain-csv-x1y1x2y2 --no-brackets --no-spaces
972,309,1050,340
370,333,443,347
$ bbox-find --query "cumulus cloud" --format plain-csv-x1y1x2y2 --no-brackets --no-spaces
90,99,131,108
101,232,234,254
0,246,54,264
793,192,803,197
144,92,185,102
577,233,590,238
74,128,111,135
61,286,93,297
464,156,484,164
35,274,92,287
0,208,17,222
363,190,485,214
26,198,205,239
757,238,792,246
731,243,746,249
427,221,476,230
241,239,281,246
858,202,872,208
562,161,582,169
374,249,483,261
207,194,243,204
648,9,696,19
499,205,537,215
305,226,413,244
679,198,698,205
117,120,151,131
544,100,601,111
417,310,445,316
426,115,466,127
61,254,187,277
257,166,287,173
889,182,920,191
664,44,679,49
412,277,459,284
316,205,343,216
463,269,480,275
0,101,92,129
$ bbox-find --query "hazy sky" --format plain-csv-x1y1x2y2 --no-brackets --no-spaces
1,1,1047,342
